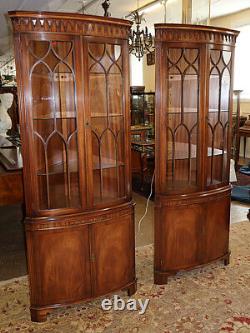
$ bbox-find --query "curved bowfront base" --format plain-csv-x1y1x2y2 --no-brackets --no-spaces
154,252,230,285
25,202,136,322
30,280,137,322
154,186,231,285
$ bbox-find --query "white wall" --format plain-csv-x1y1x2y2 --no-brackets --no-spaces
130,55,143,87
143,58,155,92
211,9,250,158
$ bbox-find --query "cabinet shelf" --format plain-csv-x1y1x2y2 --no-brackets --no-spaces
37,160,78,176
33,111,76,120
165,143,223,160
37,158,124,176
167,108,229,114
95,162,124,169
90,72,121,76
33,117,76,120
93,156,124,170
31,72,74,81
91,113,123,117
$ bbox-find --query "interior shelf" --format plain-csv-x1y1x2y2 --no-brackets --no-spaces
91,113,123,117
37,158,124,176
37,160,78,176
90,72,122,76
167,108,229,114
92,156,125,170
33,111,76,120
166,143,223,160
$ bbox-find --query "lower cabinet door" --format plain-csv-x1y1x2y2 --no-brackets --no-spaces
91,214,135,297
26,225,92,306
156,204,202,272
203,195,231,262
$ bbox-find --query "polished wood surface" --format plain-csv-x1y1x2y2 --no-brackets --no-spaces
0,165,23,206
9,11,136,322
154,24,239,284
0,86,23,206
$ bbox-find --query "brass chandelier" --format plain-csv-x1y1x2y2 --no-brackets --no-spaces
128,8,154,61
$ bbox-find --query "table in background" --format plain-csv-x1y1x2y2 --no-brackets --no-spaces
131,139,155,189
235,118,250,169
0,164,23,206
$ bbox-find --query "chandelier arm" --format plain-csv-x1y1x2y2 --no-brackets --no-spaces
129,9,155,60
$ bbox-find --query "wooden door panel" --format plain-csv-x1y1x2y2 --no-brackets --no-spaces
203,195,230,262
91,215,134,296
27,225,91,306
159,204,202,271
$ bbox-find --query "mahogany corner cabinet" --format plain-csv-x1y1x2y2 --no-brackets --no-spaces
154,24,239,284
9,11,136,322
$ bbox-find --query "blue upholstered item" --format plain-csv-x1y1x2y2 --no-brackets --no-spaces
231,186,250,203
239,165,250,176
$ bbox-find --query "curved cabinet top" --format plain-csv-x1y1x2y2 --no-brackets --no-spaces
8,11,132,39
154,24,239,46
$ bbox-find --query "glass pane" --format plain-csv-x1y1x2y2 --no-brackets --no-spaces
207,49,231,186
108,74,122,115
106,44,121,61
221,68,230,112
29,40,50,60
168,75,181,112
31,63,53,119
51,41,72,60
89,74,107,117
88,42,125,205
54,63,75,118
166,48,200,193
209,74,219,111
29,40,80,210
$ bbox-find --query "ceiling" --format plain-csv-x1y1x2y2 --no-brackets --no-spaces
0,0,250,55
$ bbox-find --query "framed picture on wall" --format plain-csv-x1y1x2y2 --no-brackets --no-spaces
147,50,155,66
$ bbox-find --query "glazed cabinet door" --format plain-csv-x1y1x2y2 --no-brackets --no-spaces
203,46,234,261
206,46,234,188
156,43,203,195
83,38,130,208
90,214,135,297
20,35,85,214
203,194,231,262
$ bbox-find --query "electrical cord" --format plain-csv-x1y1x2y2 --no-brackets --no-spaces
137,169,155,234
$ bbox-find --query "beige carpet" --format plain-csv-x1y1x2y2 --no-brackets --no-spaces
0,222,249,333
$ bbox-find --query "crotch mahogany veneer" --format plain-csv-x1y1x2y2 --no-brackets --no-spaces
9,11,136,322
154,24,239,284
